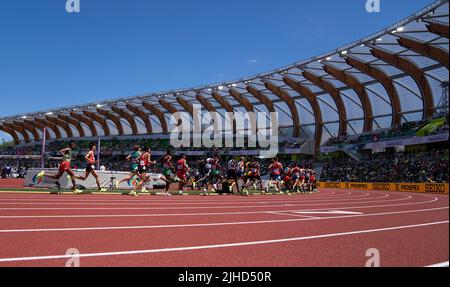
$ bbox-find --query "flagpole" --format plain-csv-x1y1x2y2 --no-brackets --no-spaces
97,137,101,170
41,128,46,169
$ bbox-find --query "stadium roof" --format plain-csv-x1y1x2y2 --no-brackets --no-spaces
0,0,448,151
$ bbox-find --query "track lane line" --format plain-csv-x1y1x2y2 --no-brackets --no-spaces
0,193,381,206
0,207,446,233
266,212,321,219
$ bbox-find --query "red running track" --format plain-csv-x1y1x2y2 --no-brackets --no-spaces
0,189,447,267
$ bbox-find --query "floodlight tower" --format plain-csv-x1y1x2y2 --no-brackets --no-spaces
437,81,449,120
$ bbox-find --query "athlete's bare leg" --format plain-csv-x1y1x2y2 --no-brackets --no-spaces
118,172,138,185
66,169,78,190
75,171,89,181
45,171,64,180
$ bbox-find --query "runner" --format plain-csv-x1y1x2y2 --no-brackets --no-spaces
195,154,215,196
282,164,293,193
115,145,141,189
225,157,241,194
129,147,156,196
242,157,264,195
310,170,318,193
236,157,246,195
268,157,283,193
159,150,175,196
292,163,302,193
176,154,189,195
210,153,223,193
75,144,107,192
34,142,82,194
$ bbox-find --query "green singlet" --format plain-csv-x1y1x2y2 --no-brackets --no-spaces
130,151,141,173
63,149,73,162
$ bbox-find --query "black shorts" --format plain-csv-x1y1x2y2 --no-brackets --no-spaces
250,175,261,182
227,169,237,179
138,165,147,174
86,164,96,172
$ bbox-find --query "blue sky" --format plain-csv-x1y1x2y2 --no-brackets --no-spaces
0,0,436,141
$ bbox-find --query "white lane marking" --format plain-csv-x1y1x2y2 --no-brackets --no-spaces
0,207,447,233
0,194,432,219
266,212,321,219
0,221,447,263
294,210,363,215
0,193,379,205
0,190,347,201
0,204,307,211
0,190,345,202
426,261,449,267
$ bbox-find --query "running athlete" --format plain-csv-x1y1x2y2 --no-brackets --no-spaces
176,154,189,195
225,157,240,194
75,144,106,192
116,145,141,188
291,163,302,193
35,142,81,194
209,153,222,192
129,147,156,196
242,157,264,195
235,157,246,194
268,158,283,193
193,159,206,190
195,154,215,195
310,170,318,193
304,168,312,193
159,150,175,196
282,164,293,192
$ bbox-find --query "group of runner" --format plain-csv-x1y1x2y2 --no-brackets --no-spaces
33,142,318,196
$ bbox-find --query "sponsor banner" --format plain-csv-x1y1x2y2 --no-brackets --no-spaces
396,183,422,193
371,183,393,191
317,182,343,189
424,183,449,194
318,182,448,194
346,182,371,190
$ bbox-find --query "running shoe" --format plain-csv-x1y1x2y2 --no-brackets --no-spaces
33,171,45,184
73,189,83,194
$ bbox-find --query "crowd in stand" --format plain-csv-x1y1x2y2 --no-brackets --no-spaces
325,117,448,146
321,149,449,183
0,138,306,157
0,163,26,178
